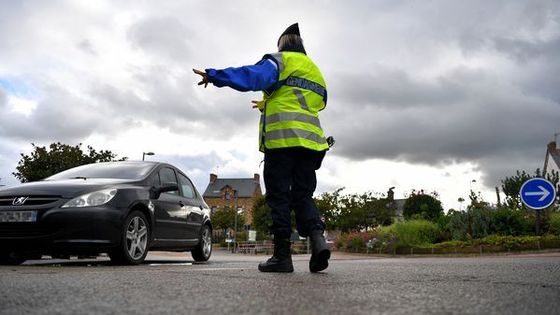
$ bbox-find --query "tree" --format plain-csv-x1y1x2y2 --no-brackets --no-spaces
501,169,560,210
316,188,344,231
212,207,245,232
501,170,534,209
315,188,395,232
251,195,298,239
337,193,373,232
403,190,443,221
13,142,126,182
251,196,272,238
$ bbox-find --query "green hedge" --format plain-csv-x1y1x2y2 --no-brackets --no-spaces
550,213,560,236
377,219,440,247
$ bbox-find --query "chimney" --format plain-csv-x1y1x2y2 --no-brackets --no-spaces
210,173,217,184
254,173,260,183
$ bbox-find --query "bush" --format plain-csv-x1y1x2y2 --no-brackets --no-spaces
435,213,453,242
550,212,560,236
491,208,529,236
335,231,375,251
377,219,440,247
403,193,443,221
445,207,493,240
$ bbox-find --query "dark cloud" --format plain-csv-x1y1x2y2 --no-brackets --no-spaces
325,65,560,187
334,66,466,109
0,86,108,143
127,16,193,63
89,62,258,139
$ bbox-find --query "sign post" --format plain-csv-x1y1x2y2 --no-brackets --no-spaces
520,178,557,235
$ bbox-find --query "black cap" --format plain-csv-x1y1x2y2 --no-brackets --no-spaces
280,23,300,37
277,23,306,54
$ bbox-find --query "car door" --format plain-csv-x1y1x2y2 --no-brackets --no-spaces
177,172,204,240
152,167,189,241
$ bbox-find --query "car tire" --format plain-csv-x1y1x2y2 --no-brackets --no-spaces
0,252,26,265
191,224,212,262
109,211,150,265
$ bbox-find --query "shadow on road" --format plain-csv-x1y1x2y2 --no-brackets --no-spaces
19,257,208,267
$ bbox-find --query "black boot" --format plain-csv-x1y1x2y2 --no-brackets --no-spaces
309,230,331,273
258,238,294,273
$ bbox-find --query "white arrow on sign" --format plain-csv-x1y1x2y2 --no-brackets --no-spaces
524,185,550,202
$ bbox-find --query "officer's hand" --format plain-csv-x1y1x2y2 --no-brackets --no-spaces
193,69,209,88
251,100,265,111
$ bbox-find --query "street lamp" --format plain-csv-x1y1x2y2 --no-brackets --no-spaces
233,190,239,251
142,152,155,161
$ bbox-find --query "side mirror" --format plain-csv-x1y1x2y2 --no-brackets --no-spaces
150,183,179,199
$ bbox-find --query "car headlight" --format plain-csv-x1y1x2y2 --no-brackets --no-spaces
61,189,117,208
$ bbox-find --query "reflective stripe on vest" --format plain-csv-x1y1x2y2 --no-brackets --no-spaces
292,89,309,110
264,112,322,129
265,129,327,144
269,52,285,73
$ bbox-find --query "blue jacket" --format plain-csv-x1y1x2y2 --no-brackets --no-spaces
205,59,278,92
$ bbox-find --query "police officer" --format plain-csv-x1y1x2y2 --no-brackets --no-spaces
194,23,330,273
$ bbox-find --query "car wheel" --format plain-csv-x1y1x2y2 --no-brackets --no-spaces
0,252,26,265
109,211,150,265
191,225,212,262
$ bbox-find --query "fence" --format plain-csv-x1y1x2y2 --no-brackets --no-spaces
232,240,310,255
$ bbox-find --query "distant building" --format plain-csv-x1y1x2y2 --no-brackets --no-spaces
386,187,405,221
543,141,560,177
202,173,263,227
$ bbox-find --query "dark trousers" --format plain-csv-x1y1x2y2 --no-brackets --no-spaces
263,147,326,239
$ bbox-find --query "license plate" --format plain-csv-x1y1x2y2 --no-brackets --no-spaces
0,211,38,223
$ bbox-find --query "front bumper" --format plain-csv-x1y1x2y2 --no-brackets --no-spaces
0,205,125,254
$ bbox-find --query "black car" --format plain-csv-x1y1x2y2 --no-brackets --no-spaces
0,161,212,265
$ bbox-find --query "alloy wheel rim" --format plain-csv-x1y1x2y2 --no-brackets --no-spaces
202,227,212,258
126,216,148,260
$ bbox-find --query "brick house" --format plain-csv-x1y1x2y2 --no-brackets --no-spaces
202,173,263,227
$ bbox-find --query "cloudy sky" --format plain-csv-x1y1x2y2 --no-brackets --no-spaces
0,0,559,210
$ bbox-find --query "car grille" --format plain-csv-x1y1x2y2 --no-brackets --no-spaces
0,224,57,238
0,196,62,207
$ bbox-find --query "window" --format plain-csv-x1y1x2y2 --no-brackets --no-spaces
148,172,160,188
159,168,178,195
178,173,196,199
46,162,155,181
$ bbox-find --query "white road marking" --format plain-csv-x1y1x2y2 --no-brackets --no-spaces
149,262,193,266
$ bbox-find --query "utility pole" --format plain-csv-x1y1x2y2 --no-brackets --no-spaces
495,187,501,207
233,190,238,252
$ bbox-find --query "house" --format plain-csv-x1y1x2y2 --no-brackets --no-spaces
202,173,263,227
386,187,405,221
543,140,560,177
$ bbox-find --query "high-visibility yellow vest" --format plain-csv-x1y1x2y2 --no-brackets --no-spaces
259,52,328,152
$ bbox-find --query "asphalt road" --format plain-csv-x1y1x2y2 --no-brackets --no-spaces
1,250,559,315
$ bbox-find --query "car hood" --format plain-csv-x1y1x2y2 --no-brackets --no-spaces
0,178,138,198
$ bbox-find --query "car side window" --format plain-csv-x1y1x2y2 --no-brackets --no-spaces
159,167,178,195
149,172,160,188
178,173,196,199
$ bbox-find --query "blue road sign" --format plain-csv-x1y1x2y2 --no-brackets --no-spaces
520,178,557,210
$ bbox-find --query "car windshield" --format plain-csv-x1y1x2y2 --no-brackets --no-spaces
45,162,155,181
